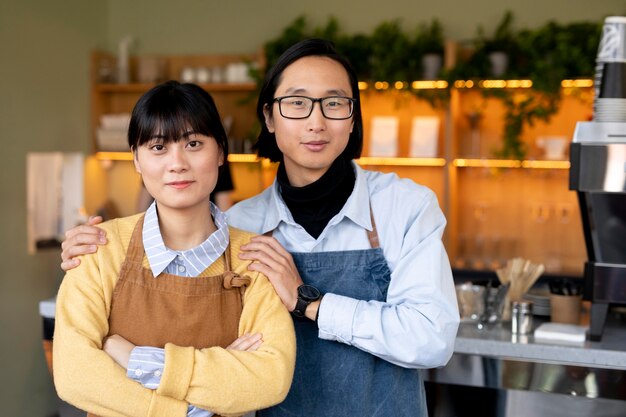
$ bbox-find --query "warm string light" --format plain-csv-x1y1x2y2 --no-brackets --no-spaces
561,79,594,88
359,80,448,90
356,157,446,167
411,80,448,89
359,79,592,91
96,152,263,163
454,159,570,169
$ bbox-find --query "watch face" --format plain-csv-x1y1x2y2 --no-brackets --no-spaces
298,284,321,301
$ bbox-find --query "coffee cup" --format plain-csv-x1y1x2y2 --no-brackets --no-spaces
594,17,626,118
597,16,626,64
599,62,626,98
550,294,582,325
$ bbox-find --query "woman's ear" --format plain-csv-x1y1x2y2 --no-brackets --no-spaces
263,104,275,133
132,148,141,174
218,150,224,167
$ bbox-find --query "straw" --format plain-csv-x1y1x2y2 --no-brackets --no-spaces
497,257,545,305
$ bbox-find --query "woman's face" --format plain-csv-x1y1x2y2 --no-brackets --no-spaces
133,132,223,215
264,56,354,187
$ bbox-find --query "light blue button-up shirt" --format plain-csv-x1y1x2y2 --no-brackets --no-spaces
227,161,459,369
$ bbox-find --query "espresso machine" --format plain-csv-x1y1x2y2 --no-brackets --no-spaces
569,121,626,341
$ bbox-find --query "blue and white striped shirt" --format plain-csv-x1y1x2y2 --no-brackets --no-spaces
142,201,229,277
127,201,229,417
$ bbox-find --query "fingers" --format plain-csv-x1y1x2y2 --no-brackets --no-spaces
61,222,107,267
64,221,106,241
60,258,81,272
244,235,292,258
240,242,282,266
240,237,295,272
226,333,263,351
87,215,104,226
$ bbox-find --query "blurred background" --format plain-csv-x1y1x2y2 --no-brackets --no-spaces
1,1,624,415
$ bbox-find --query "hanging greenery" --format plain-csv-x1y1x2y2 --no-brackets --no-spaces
452,11,601,159
260,14,602,158
260,16,449,107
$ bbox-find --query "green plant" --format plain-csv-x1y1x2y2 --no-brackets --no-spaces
262,16,309,74
259,15,602,152
451,11,519,79
415,19,445,55
487,89,560,160
482,10,517,54
516,21,601,94
369,20,411,81
260,16,448,107
492,20,600,159
452,13,601,159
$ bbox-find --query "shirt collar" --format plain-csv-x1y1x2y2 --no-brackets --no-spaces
142,201,230,277
339,161,372,230
261,160,372,234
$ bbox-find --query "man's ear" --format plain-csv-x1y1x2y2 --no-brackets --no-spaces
263,104,275,133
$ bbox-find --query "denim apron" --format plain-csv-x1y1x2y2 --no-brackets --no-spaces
259,210,427,417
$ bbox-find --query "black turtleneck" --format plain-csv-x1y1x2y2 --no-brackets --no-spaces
277,157,356,239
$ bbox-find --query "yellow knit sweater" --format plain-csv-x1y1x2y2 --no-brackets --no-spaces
53,213,295,417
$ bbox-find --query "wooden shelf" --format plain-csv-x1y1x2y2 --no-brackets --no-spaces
94,153,449,168
356,157,446,167
453,159,571,169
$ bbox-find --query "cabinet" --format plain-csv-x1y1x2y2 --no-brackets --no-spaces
87,50,593,276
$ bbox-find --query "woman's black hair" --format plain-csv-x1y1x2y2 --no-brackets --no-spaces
255,38,363,162
128,80,228,159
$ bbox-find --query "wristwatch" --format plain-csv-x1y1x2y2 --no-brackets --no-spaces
291,284,322,318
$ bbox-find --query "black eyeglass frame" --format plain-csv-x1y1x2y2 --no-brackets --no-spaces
272,95,357,120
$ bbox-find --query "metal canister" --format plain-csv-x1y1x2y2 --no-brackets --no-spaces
511,301,533,335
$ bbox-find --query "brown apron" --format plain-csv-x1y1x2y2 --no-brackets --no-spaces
88,216,250,417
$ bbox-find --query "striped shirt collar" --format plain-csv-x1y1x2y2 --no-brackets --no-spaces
142,201,230,277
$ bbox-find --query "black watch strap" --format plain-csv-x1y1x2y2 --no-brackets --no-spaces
291,284,321,318
292,297,309,318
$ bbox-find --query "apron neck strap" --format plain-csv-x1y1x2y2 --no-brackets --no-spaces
126,215,147,264
366,204,380,249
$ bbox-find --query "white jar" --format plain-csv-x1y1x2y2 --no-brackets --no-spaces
180,67,196,83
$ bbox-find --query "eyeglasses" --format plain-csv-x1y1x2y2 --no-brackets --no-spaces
273,95,356,120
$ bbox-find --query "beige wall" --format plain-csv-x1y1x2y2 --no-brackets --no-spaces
1,0,624,415
105,0,625,54
0,1,107,415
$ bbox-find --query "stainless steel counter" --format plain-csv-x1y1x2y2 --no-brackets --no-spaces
425,316,626,416
454,319,626,370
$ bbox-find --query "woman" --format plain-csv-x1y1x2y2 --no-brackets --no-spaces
53,81,295,417
61,40,459,416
